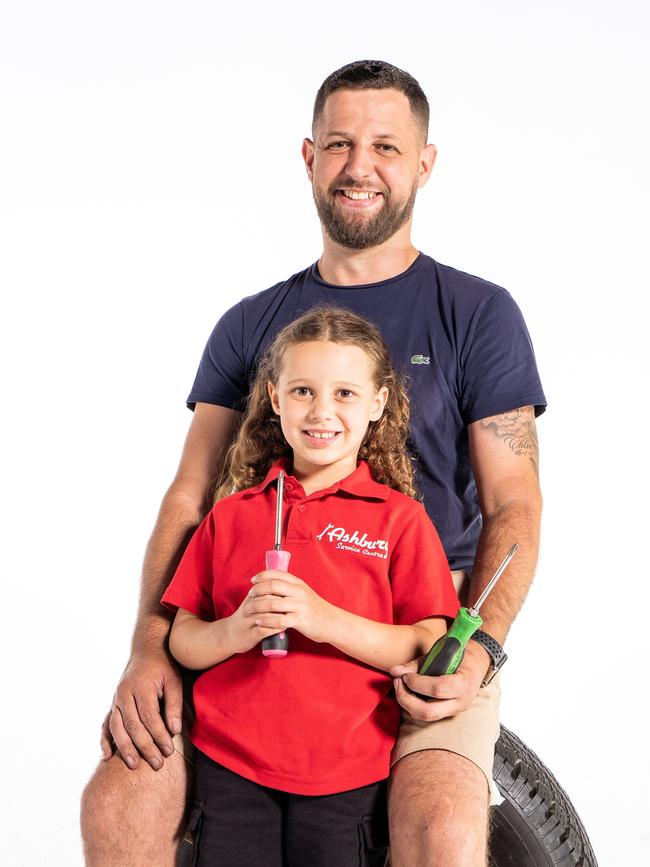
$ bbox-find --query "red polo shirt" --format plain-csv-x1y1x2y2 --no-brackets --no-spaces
162,460,459,795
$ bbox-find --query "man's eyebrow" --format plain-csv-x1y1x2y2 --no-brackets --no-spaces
321,131,403,142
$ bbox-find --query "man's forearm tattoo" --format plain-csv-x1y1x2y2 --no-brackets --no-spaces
480,406,539,476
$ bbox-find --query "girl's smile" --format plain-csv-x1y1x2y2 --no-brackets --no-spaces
302,429,342,447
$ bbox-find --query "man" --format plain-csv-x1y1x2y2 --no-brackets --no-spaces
81,60,544,866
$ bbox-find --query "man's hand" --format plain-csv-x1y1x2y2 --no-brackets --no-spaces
100,649,184,771
391,640,490,722
246,570,334,644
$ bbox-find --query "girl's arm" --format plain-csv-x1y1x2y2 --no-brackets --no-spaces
247,571,450,673
168,609,235,670
169,597,287,670
323,608,449,672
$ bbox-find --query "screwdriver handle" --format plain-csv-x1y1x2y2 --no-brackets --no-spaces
418,607,482,677
261,549,291,657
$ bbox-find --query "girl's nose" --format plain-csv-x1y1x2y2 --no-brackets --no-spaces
308,397,334,421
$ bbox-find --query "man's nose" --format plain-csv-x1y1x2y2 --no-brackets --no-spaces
344,145,374,181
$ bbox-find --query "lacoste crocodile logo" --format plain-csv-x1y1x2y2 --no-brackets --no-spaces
410,354,430,365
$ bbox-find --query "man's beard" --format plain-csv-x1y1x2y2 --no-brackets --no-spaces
312,181,418,250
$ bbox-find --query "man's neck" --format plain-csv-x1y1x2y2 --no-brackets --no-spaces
317,228,420,286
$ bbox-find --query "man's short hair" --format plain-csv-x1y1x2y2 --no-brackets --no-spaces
312,60,429,142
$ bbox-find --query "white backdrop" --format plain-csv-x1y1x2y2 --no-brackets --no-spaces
1,1,648,864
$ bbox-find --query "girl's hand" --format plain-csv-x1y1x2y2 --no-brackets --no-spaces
246,570,335,644
225,591,291,654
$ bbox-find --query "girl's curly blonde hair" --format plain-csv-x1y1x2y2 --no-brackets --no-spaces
214,305,416,500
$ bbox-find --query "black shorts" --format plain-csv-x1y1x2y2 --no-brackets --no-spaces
187,748,388,867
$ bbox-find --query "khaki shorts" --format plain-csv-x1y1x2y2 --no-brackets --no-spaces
390,570,501,802
390,673,500,798
174,572,501,798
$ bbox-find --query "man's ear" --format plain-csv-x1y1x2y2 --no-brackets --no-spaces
369,386,389,421
302,138,315,181
268,381,281,415
417,143,437,189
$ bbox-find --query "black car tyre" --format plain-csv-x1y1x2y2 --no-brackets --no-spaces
490,725,598,866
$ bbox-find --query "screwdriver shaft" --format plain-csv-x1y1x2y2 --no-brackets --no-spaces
469,543,519,616
274,471,284,550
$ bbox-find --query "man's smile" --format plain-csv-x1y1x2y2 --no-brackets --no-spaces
339,190,381,199
334,188,385,210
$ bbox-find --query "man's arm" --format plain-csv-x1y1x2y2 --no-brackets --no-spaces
392,405,542,719
101,403,240,770
465,405,541,643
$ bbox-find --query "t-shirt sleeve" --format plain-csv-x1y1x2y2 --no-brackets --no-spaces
161,510,217,620
186,302,248,411
389,502,460,625
460,289,547,424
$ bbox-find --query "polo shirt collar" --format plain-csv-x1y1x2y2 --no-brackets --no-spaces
243,459,390,501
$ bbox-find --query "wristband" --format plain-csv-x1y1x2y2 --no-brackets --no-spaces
470,629,507,686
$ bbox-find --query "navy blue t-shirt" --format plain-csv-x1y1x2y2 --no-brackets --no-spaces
187,253,546,572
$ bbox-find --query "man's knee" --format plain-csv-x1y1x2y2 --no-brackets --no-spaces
390,748,489,810
81,752,191,858
388,750,489,867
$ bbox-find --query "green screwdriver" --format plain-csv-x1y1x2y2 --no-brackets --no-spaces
416,543,519,682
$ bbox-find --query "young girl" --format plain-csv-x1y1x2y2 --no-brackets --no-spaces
161,306,459,866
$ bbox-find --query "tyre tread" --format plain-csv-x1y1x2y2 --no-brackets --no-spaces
493,726,598,866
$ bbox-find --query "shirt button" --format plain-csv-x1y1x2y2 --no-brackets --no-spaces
297,505,306,512
285,482,294,491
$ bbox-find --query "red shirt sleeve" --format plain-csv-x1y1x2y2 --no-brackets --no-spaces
389,500,460,625
161,510,217,620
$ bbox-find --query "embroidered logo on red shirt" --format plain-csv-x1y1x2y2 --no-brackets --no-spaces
315,523,388,559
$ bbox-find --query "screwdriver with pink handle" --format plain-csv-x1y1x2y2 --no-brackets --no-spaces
261,470,291,657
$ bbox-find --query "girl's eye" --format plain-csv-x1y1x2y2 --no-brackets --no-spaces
292,386,312,397
337,389,355,399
